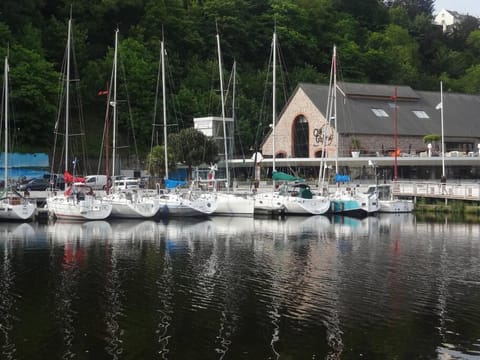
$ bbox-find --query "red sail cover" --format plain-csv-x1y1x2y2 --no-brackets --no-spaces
64,171,85,184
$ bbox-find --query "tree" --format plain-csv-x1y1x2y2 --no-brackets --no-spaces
146,145,177,178
168,128,218,179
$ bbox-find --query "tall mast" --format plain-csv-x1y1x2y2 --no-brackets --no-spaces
216,29,229,189
393,87,398,181
64,15,72,173
440,81,445,178
4,56,8,187
112,29,118,178
332,46,338,175
161,39,168,179
272,30,277,172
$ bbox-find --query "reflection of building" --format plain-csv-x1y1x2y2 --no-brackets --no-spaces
194,116,234,159
259,82,480,179
434,9,468,33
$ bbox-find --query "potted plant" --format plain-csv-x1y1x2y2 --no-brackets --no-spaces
351,137,361,157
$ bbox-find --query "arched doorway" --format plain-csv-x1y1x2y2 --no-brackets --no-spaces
293,115,309,157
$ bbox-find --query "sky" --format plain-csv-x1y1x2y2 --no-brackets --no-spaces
434,0,480,16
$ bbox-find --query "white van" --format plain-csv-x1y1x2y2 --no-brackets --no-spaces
85,175,108,190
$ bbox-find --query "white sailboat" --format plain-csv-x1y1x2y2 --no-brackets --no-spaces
104,29,161,219
46,15,112,221
254,31,330,216
327,46,379,216
0,55,36,221
212,29,254,217
152,38,217,217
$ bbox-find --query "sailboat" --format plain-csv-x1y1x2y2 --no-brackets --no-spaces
327,46,379,216
254,30,330,216
103,29,161,219
46,15,112,221
152,38,217,217
0,55,36,221
211,29,255,217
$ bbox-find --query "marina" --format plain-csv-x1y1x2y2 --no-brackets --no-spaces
0,213,479,359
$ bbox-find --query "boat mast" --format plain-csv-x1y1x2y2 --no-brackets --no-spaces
65,15,72,173
216,28,229,189
393,87,398,181
4,56,8,188
112,29,118,178
440,81,445,178
272,30,277,173
161,39,168,180
332,46,338,175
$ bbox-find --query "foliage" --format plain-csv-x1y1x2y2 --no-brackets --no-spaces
168,128,219,179
423,134,440,143
146,145,176,177
0,0,479,163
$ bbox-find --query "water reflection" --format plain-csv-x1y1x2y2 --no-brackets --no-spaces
0,214,479,358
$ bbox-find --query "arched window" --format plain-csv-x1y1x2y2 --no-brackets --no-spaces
293,115,309,157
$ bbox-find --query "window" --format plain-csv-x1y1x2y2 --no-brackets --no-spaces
293,115,309,157
412,110,429,119
371,108,389,117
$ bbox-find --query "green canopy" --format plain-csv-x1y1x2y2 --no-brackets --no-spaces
272,171,304,182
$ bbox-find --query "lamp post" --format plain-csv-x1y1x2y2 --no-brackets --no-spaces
428,143,432,157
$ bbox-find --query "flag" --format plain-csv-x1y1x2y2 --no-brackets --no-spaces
98,89,108,96
435,102,442,110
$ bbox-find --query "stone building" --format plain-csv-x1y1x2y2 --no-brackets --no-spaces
261,82,480,160
258,82,480,181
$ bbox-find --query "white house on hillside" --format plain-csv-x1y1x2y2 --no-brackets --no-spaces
434,9,468,32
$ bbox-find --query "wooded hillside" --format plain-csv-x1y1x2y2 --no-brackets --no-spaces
1,0,479,161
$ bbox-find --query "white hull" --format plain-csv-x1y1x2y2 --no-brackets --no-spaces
214,192,255,216
107,192,161,219
379,199,414,213
283,196,331,215
254,192,285,215
0,196,35,221
47,194,112,220
156,192,217,217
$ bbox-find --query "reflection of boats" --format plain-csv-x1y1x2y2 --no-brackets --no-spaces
48,221,113,241
331,215,378,238
255,215,331,235
109,220,161,241
0,222,35,240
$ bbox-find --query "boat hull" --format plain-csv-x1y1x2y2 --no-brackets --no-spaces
47,195,112,221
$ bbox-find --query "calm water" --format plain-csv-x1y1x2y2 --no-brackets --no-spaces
1,214,480,359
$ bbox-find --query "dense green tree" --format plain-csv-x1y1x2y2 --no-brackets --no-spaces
169,127,218,179
146,144,177,177
7,44,59,152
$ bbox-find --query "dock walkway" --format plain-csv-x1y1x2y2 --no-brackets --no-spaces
392,181,480,202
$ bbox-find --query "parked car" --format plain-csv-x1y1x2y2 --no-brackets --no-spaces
85,175,108,190
17,178,51,191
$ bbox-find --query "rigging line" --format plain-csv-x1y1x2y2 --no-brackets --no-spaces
151,40,162,150
119,56,140,169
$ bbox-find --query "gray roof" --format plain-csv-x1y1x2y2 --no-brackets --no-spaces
298,82,480,139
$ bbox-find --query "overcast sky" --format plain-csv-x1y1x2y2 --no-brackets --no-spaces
434,0,479,16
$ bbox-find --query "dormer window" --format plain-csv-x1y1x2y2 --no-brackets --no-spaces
371,108,389,117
